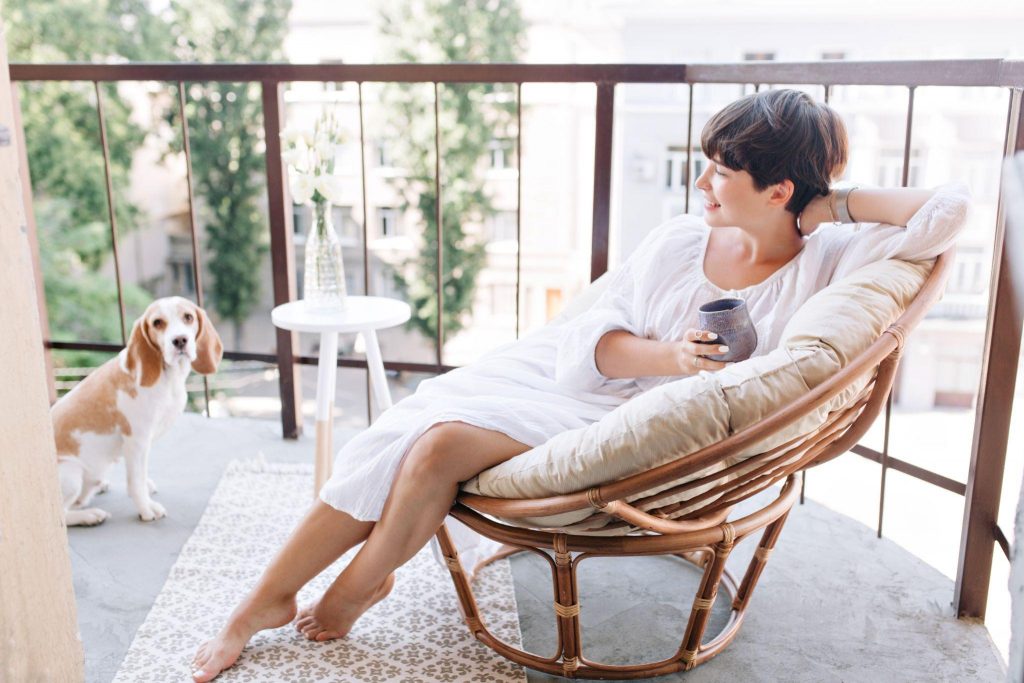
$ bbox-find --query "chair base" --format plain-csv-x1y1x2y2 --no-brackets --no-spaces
437,475,800,679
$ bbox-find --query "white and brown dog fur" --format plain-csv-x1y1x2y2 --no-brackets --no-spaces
53,297,222,526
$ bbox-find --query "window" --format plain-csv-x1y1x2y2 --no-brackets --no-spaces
743,51,776,61
168,260,195,295
821,51,846,60
377,140,395,168
489,138,515,170
663,145,704,191
665,148,683,190
332,205,360,241
877,149,924,187
946,245,988,295
378,207,400,237
487,210,518,242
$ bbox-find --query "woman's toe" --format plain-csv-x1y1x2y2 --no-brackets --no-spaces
314,630,340,642
191,644,209,670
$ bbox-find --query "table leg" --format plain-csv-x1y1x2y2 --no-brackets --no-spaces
362,328,393,414
314,331,339,496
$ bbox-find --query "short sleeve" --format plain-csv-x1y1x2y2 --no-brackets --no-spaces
829,182,971,282
554,220,681,393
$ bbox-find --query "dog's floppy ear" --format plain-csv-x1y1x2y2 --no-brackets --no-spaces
192,305,223,375
126,317,162,387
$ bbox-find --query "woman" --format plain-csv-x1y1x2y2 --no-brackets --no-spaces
192,88,969,681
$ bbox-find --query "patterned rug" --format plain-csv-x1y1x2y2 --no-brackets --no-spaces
113,460,527,682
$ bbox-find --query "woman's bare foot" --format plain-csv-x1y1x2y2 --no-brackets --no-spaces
293,572,395,641
191,594,297,682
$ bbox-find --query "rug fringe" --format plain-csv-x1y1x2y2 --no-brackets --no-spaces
226,455,314,475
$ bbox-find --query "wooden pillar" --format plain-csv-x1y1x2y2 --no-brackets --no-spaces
955,90,1024,620
262,80,303,439
0,20,84,682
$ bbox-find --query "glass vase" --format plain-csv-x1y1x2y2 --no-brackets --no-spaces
303,200,347,309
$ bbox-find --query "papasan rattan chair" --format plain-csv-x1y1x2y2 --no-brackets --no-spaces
434,249,954,679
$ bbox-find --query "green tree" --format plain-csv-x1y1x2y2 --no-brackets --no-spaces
3,0,171,365
377,0,527,343
166,0,292,346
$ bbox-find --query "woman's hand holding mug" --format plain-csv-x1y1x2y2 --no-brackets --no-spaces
677,328,732,375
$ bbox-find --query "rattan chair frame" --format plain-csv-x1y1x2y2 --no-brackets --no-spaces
436,250,953,679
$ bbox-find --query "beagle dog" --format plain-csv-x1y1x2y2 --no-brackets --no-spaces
53,297,223,526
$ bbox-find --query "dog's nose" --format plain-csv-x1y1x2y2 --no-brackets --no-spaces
172,336,188,350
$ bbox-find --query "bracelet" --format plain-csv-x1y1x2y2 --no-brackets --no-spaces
826,191,840,224
834,186,859,223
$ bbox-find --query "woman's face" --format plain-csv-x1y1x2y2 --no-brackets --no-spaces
695,157,774,228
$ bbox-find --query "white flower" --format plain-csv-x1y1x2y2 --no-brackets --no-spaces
315,174,345,204
312,138,338,165
281,144,309,169
289,170,315,205
280,124,306,147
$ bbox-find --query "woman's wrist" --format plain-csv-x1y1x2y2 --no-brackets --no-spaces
798,193,831,236
832,186,859,223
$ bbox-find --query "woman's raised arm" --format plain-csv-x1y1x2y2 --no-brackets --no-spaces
800,186,937,235
805,182,971,283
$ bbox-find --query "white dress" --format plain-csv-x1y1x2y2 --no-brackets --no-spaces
319,183,970,535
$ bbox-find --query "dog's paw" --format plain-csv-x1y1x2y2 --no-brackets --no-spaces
66,507,110,527
137,499,167,522
147,478,158,495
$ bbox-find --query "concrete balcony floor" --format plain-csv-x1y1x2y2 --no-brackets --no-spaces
69,414,1006,682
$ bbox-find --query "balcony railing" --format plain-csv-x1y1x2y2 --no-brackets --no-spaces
11,58,1024,625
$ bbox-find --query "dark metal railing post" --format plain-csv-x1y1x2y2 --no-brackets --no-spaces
176,81,211,416
515,82,523,339
954,86,1024,619
261,80,303,439
591,81,615,280
685,83,694,215
433,82,444,369
94,81,128,344
357,82,373,424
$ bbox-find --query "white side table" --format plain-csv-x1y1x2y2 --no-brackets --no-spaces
272,296,411,494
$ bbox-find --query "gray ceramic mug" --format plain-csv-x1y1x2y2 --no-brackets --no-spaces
697,297,757,363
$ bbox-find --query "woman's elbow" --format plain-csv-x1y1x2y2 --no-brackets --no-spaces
594,330,627,379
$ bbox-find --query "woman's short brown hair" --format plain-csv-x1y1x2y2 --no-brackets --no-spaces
700,89,848,215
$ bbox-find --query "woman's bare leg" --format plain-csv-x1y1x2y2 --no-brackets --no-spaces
191,501,375,682
296,422,530,641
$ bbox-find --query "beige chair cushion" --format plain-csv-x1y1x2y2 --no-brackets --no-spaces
461,258,932,532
